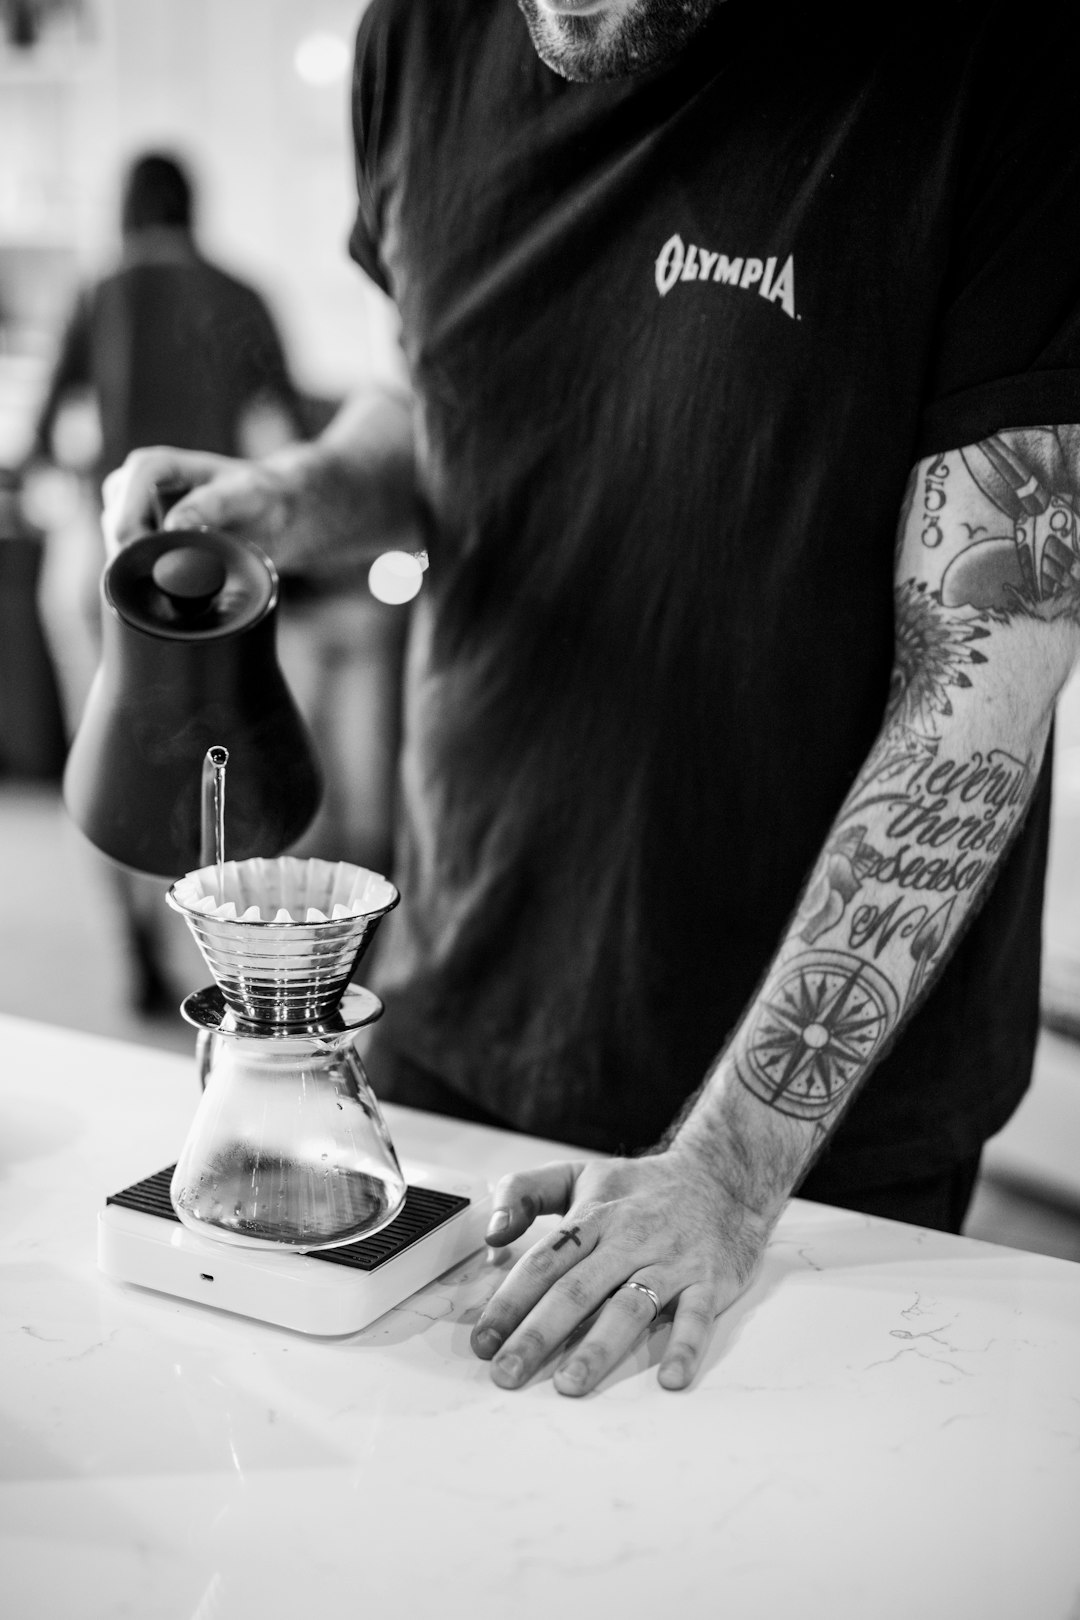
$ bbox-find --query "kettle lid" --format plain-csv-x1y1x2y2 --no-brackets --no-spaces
105,528,277,640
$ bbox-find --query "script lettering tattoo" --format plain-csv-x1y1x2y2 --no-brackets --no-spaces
921,454,951,549
847,895,957,1008
850,746,1029,879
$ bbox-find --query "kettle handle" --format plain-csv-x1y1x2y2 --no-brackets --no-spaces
148,476,191,530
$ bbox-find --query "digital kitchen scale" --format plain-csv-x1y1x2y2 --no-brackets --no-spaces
98,1161,493,1336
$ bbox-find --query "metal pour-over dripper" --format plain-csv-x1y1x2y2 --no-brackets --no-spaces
166,852,405,1252
169,855,398,1026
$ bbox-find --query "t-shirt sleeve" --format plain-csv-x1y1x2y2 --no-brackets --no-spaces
916,8,1080,456
348,1,393,296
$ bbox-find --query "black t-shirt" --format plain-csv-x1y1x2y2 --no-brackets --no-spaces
349,0,1080,1179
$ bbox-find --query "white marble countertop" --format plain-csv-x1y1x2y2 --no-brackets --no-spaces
2,1011,1079,1620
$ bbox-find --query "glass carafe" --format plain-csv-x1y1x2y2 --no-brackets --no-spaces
166,856,404,1253
171,985,406,1251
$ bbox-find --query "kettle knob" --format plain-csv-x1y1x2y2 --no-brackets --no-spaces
151,544,228,614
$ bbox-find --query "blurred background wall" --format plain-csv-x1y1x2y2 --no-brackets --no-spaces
0,0,403,468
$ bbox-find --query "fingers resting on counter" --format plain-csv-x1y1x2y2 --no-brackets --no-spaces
470,1153,764,1399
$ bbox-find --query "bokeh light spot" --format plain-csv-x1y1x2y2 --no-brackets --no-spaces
294,33,350,87
368,551,424,605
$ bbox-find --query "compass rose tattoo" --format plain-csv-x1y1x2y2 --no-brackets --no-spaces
738,952,899,1120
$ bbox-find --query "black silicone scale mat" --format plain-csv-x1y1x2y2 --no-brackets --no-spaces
106,1167,471,1272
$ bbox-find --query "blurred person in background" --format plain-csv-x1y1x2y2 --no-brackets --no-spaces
26,150,303,1014
30,151,301,486
103,0,1080,1394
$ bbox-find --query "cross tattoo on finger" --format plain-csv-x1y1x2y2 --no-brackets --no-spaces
552,1225,583,1251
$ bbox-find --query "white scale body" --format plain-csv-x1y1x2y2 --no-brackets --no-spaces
99,1161,492,1336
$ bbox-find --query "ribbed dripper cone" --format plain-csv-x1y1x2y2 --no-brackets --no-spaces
168,856,398,1025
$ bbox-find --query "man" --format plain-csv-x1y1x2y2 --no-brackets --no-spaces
105,0,1080,1396
33,150,301,488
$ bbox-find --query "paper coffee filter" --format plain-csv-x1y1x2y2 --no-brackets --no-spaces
172,856,396,923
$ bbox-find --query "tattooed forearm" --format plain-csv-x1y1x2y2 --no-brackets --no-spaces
734,749,1033,1120
735,583,1037,1123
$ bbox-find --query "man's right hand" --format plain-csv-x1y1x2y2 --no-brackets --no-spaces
101,388,422,575
101,447,304,563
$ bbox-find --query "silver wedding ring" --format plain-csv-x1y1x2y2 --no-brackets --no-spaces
619,1279,662,1322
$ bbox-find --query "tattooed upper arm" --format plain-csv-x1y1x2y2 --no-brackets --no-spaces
898,428,1080,685
890,428,1080,745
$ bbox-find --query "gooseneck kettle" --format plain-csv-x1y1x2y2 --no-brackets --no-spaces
64,528,322,876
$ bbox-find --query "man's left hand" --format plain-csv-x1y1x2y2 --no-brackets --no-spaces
469,1148,772,1395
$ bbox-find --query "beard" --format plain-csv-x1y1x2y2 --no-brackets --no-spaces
515,0,721,83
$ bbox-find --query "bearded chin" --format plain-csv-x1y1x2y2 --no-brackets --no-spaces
515,0,719,84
